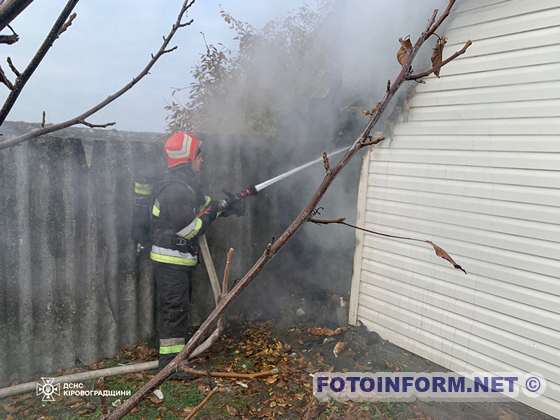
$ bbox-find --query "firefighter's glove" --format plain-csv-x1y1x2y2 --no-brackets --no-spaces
219,191,244,217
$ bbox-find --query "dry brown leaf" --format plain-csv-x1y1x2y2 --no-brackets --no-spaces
266,375,279,384
362,102,381,117
147,394,164,405
306,327,344,337
397,36,413,65
427,241,467,274
431,36,448,77
333,341,347,358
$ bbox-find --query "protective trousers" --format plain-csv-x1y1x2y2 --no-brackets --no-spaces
154,262,192,369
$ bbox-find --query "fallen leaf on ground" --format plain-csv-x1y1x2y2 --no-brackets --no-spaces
306,327,345,337
333,341,347,358
266,375,279,384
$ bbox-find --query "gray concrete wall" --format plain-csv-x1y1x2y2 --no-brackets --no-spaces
0,121,361,386
0,123,164,386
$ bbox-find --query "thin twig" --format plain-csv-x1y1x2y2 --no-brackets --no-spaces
162,45,178,54
407,40,472,80
0,0,196,150
180,367,279,380
190,247,234,360
0,65,14,90
0,0,79,127
0,33,18,44
185,387,220,420
78,120,116,129
6,57,20,78
0,24,18,44
222,248,234,296
217,247,234,331
56,12,76,38
426,0,456,39
178,18,193,28
360,134,384,148
425,9,438,36
322,152,330,173
309,217,466,274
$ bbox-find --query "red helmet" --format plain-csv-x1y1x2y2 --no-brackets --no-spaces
164,131,202,168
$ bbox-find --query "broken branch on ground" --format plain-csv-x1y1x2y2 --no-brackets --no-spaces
185,387,220,420
179,366,279,380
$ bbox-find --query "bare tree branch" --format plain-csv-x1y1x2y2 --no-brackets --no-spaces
177,18,194,28
360,133,384,148
190,247,234,359
56,11,76,38
221,248,234,297
6,57,20,77
78,120,116,129
188,247,234,360
0,31,18,44
180,366,279,380
217,247,234,331
426,0,455,39
105,1,467,418
0,0,79,127
309,217,466,274
162,45,178,54
426,8,438,34
407,40,472,80
0,0,34,33
0,65,14,90
0,0,196,150
185,387,220,420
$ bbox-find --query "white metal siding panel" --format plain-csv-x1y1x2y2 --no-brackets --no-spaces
350,1,560,417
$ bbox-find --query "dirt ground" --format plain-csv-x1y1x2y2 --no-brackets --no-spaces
0,321,554,419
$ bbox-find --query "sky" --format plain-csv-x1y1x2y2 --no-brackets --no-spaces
1,0,307,133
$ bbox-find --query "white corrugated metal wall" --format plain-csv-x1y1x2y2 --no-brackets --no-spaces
349,0,560,417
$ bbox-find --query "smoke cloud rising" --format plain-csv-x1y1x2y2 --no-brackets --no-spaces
174,0,446,322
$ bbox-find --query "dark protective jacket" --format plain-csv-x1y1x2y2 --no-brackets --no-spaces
150,166,221,267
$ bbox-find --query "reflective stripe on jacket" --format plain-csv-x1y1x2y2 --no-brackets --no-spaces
150,245,197,267
149,168,220,267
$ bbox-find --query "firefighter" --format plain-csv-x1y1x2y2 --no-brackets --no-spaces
150,131,234,375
